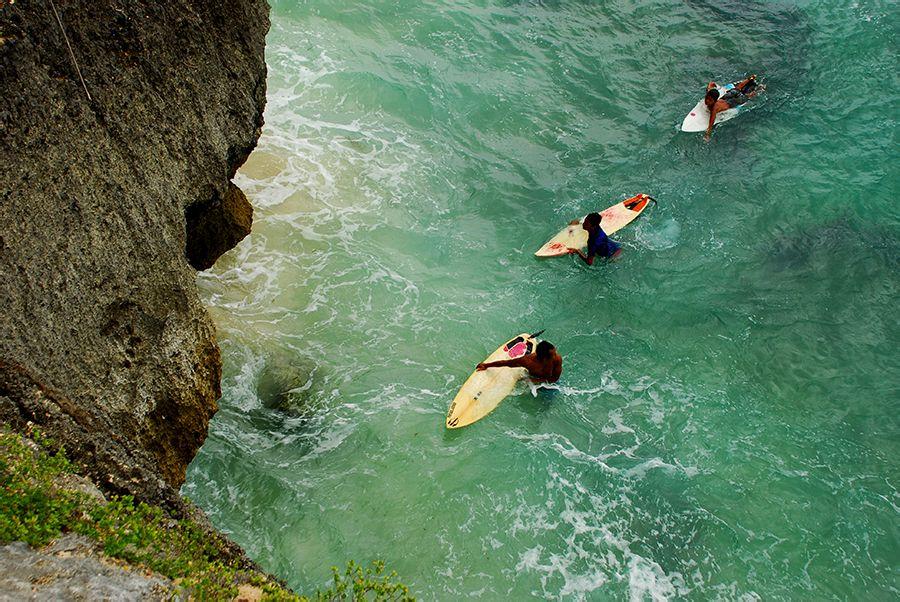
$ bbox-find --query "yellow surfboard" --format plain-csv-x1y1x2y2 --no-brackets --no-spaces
534,193,654,257
446,333,538,429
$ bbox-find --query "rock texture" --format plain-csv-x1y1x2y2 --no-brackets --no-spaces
0,536,179,601
0,0,268,507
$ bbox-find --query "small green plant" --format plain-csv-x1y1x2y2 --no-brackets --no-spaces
0,430,79,546
313,560,414,602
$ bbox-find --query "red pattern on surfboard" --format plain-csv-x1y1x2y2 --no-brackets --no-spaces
504,341,528,358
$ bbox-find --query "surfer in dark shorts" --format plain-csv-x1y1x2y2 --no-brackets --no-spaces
476,340,563,384
567,212,622,265
704,74,763,141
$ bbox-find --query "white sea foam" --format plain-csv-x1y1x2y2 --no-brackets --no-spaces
602,407,636,435
623,457,699,480
506,474,698,602
524,382,550,396
306,422,355,458
627,554,687,601
222,348,266,413
635,218,681,251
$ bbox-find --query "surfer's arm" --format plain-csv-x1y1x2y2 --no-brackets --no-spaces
704,107,717,140
476,358,526,371
568,248,594,265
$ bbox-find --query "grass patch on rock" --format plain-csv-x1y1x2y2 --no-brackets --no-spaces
0,427,413,600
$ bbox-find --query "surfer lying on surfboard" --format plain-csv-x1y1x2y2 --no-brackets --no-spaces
704,75,763,141
566,212,622,265
476,340,562,384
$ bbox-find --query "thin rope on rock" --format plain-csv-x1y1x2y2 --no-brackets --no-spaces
48,0,91,102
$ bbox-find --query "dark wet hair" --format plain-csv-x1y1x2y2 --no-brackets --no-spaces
584,212,602,228
705,88,720,103
536,340,554,358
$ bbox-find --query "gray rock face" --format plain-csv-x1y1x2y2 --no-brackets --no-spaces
0,536,179,601
0,0,268,506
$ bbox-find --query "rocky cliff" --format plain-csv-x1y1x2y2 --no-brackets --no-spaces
0,0,268,507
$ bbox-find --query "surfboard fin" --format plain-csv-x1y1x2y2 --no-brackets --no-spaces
530,329,545,338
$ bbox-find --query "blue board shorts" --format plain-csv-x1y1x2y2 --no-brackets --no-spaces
722,88,748,108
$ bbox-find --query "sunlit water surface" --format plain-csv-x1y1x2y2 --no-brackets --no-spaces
185,1,898,599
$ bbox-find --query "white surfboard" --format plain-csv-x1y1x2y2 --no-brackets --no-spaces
446,333,538,429
681,82,742,132
535,193,654,258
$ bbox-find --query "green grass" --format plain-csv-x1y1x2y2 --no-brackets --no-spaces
0,428,413,601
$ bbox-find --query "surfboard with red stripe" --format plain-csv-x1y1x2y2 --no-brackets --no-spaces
446,333,537,429
535,194,654,257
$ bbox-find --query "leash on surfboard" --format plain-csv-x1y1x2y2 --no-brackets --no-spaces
530,329,545,339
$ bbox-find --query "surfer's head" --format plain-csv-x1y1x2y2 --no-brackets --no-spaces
704,88,720,107
583,212,602,230
535,341,555,359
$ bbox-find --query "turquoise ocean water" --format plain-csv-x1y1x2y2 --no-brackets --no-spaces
184,1,898,598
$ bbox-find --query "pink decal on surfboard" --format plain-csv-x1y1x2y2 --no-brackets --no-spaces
505,342,528,358
549,242,566,250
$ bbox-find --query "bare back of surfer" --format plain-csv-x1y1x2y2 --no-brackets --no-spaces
704,75,763,141
476,340,562,384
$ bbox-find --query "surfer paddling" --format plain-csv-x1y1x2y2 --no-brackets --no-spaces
566,212,622,265
704,75,762,141
476,340,562,384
